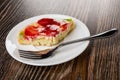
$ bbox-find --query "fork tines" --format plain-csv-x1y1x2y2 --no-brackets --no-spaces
18,49,45,59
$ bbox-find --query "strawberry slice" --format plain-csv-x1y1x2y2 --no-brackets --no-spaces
37,18,60,26
61,23,68,31
37,18,54,26
41,26,59,36
46,30,59,36
25,25,39,36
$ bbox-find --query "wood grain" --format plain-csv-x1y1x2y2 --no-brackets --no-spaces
0,0,119,80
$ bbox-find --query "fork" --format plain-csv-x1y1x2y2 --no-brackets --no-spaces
18,28,118,59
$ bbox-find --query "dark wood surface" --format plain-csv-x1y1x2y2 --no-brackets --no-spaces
0,0,120,80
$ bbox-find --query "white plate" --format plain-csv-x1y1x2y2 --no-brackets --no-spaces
5,14,90,66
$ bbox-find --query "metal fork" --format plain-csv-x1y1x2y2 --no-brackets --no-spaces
18,28,118,59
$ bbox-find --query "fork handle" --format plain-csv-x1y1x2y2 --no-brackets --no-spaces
60,28,118,46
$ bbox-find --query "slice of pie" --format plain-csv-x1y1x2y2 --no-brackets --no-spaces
18,18,75,46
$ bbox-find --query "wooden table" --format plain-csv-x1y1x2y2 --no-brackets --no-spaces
0,0,119,80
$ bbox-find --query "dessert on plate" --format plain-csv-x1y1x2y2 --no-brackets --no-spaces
18,18,75,46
